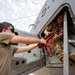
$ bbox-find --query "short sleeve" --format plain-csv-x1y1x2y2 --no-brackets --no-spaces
12,46,18,56
0,32,15,45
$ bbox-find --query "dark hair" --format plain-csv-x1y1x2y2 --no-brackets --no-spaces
0,22,14,32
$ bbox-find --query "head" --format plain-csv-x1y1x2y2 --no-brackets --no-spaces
0,22,14,33
56,14,63,24
0,22,19,45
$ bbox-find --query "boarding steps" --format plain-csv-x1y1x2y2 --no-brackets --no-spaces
69,40,75,44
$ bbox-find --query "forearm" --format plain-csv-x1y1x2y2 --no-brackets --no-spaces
27,37,41,44
11,36,46,44
15,43,38,53
53,33,63,40
57,33,63,39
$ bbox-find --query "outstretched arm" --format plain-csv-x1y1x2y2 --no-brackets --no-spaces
53,29,63,40
10,35,46,44
15,43,38,53
53,33,63,40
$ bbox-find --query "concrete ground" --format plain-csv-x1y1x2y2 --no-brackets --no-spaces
28,67,50,75
28,67,63,75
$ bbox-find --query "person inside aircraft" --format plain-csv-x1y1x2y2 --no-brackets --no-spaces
49,14,63,62
0,22,46,75
41,14,63,59
43,13,75,66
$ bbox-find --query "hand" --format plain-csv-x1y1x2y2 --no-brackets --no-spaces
53,34,58,40
40,38,46,44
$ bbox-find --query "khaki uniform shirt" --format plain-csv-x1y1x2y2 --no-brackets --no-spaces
0,32,18,75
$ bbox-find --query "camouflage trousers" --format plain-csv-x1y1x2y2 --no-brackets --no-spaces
51,39,75,67
52,39,63,62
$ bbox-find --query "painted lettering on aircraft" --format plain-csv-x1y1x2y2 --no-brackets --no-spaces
34,3,50,29
41,4,50,18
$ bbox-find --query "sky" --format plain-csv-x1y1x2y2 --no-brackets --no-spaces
0,0,46,32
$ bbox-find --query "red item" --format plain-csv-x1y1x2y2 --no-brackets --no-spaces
45,39,52,56
38,33,54,56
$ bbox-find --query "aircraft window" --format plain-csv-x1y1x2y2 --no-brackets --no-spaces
28,50,31,53
22,60,25,64
16,61,19,65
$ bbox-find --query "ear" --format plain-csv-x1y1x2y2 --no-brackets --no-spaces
2,28,6,32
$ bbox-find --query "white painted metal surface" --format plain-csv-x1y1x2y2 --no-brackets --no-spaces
63,10,69,75
30,0,75,35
